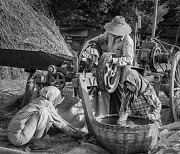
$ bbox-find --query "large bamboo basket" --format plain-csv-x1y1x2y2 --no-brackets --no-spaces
93,114,159,154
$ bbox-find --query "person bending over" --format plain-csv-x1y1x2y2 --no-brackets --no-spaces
7,86,84,146
117,69,162,125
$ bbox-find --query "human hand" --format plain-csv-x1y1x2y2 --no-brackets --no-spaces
112,57,118,64
147,113,156,122
111,57,127,66
118,58,127,66
117,111,128,126
61,123,87,139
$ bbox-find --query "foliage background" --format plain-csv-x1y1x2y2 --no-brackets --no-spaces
42,0,178,35
0,0,180,79
0,0,74,79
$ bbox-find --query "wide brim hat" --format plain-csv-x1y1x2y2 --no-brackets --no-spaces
104,16,132,36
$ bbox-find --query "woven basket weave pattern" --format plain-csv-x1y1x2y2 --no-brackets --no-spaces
93,115,158,154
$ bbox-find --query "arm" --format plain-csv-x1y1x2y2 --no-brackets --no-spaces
113,36,134,66
46,103,87,139
53,121,78,133
89,31,108,43
53,115,78,132
53,118,87,139
147,95,162,121
117,45,134,65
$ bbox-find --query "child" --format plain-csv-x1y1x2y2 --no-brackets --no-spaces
117,69,162,125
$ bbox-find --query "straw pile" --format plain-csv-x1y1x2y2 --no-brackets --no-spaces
0,0,74,79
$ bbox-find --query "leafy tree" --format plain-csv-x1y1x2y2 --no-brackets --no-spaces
48,1,169,35
34,0,180,41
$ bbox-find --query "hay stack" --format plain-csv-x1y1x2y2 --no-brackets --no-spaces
0,0,74,79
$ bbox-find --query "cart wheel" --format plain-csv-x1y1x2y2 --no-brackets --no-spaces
96,52,120,93
78,40,102,73
50,72,66,90
170,51,180,121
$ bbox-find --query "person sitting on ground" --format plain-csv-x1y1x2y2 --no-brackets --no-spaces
117,69,162,125
7,86,85,147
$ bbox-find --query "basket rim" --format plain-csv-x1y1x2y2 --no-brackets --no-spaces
93,114,155,129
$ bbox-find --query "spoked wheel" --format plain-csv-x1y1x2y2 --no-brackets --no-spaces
78,40,102,73
49,72,66,90
170,51,180,121
78,40,102,96
96,52,120,93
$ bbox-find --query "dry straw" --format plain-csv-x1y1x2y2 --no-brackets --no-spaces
0,0,75,79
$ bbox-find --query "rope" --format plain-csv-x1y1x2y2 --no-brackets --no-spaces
153,38,180,51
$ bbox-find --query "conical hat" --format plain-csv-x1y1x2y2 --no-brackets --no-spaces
104,16,132,36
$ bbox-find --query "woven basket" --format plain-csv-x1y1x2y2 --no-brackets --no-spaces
93,114,159,154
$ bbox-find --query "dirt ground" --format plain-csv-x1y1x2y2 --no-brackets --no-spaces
0,76,110,154
0,76,172,154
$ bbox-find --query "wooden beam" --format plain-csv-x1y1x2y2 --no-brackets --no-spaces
77,73,96,136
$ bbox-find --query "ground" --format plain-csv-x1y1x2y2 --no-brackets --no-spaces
0,76,110,154
0,76,172,154
0,76,79,153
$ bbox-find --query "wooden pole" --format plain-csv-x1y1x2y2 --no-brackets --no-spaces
77,73,96,136
0,147,26,154
151,0,158,39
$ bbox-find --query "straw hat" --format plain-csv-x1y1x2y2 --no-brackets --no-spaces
104,16,132,36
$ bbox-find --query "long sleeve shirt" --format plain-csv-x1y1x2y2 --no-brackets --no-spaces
129,93,162,121
90,31,134,66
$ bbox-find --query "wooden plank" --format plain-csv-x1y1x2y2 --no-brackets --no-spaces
0,49,73,71
72,73,97,88
77,73,95,136
0,147,26,154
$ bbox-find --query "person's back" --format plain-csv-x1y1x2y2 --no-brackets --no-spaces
7,86,85,147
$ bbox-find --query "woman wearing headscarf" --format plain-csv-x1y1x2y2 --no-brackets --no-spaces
117,69,162,125
85,16,134,115
7,86,83,147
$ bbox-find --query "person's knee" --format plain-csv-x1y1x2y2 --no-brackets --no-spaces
34,113,52,139
7,132,30,146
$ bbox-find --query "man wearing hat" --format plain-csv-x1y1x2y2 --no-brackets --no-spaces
88,16,134,114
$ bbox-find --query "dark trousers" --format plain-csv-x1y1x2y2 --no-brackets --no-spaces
109,65,131,114
109,84,124,114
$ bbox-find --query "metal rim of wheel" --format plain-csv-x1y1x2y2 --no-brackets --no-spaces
50,72,66,90
96,52,120,93
78,40,102,72
170,51,180,121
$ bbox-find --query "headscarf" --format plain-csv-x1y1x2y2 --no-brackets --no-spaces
123,69,156,95
122,69,156,111
40,86,63,106
32,86,65,129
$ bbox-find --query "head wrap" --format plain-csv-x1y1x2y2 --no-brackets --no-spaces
122,69,156,111
123,69,156,96
40,86,63,106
